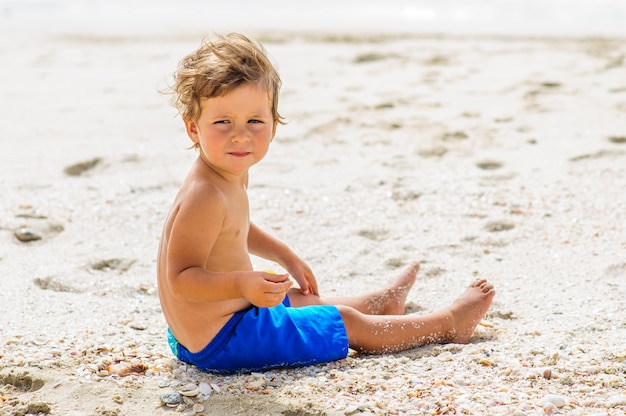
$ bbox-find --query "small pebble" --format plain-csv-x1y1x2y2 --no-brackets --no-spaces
160,392,183,406
14,228,42,242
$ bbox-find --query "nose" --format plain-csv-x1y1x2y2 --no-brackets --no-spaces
230,124,250,143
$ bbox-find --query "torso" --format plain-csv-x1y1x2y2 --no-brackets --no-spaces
157,159,253,352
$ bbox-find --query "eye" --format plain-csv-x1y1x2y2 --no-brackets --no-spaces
248,119,263,124
214,120,230,125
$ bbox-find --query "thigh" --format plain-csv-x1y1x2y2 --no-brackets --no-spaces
225,304,349,371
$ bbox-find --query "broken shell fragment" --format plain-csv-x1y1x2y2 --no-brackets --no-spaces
115,363,148,377
198,382,212,395
245,378,266,391
180,383,200,397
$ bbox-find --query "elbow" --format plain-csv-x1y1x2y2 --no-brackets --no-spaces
166,267,194,300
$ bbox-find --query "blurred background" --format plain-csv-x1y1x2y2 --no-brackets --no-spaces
2,0,626,37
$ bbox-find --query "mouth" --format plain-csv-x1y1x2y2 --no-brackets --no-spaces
229,152,251,158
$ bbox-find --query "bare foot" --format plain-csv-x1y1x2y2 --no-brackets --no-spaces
365,262,420,315
444,279,495,343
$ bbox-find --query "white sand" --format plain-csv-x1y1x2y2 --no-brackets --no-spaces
1,17,626,416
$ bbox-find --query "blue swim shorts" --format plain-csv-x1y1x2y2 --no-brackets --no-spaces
167,297,349,374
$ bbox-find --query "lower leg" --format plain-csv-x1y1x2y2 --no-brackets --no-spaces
288,262,420,315
339,279,495,354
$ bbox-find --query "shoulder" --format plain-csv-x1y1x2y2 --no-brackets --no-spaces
177,177,228,220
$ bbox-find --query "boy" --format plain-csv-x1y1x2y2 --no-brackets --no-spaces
157,33,495,374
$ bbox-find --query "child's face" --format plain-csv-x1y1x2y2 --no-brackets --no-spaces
185,82,277,178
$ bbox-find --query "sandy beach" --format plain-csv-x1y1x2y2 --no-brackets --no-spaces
1,5,626,415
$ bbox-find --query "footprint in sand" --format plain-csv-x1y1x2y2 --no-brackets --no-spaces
569,149,625,162
604,262,626,278
0,373,45,392
353,52,396,63
63,157,102,176
357,229,389,241
417,146,448,158
439,130,468,142
608,136,626,144
489,310,516,320
90,258,136,274
423,267,446,279
476,160,503,170
33,276,78,293
484,221,515,232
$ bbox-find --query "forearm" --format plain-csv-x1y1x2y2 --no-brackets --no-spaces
168,267,246,303
248,222,294,266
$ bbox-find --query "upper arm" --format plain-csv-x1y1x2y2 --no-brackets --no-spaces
166,183,226,279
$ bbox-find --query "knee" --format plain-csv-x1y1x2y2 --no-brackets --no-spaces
336,305,361,324
335,305,367,349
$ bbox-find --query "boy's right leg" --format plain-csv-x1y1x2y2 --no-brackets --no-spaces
337,279,495,354
288,262,420,315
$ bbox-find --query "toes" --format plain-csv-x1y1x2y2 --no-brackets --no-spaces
471,278,487,288
470,279,494,293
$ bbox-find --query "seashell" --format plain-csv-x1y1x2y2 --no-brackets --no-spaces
198,382,212,395
478,319,493,327
160,392,183,406
210,383,221,393
245,378,265,391
180,383,199,397
607,395,626,408
192,403,205,413
477,358,495,367
96,369,110,377
32,336,49,346
115,363,148,377
438,351,453,362
538,394,567,408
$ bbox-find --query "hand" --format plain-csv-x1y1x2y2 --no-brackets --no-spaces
282,257,319,296
239,271,293,308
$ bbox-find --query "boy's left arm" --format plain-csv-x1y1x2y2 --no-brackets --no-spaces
248,222,319,296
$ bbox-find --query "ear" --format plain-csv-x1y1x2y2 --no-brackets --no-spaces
270,119,279,142
184,117,199,145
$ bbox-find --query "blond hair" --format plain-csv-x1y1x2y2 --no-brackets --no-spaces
169,33,284,145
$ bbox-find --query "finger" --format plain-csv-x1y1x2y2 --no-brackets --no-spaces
262,272,290,283
264,279,293,294
305,274,319,296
